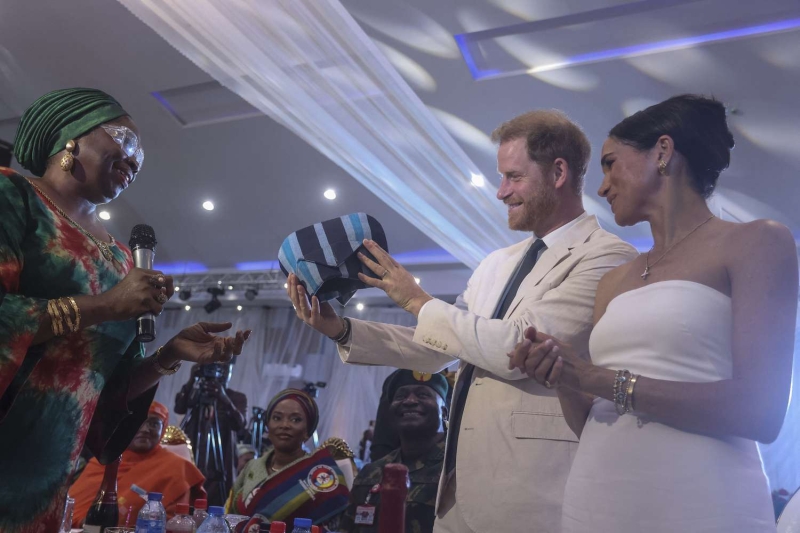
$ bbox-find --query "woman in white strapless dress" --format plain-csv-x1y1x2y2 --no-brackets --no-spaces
508,95,798,532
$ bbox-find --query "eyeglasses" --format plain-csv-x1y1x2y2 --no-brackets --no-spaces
101,124,144,172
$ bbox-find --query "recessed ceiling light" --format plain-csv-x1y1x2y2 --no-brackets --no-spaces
98,210,111,220
323,189,337,200
202,200,215,211
284,283,288,289
237,305,243,311
227,285,234,291
174,286,180,292
470,173,485,187
414,277,421,284
184,305,192,311
356,303,365,311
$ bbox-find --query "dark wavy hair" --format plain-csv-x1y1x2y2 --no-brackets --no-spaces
609,94,735,199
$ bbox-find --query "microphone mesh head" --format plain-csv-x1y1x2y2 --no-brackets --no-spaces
129,224,157,251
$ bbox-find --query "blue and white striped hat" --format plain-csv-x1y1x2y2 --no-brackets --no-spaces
278,213,388,305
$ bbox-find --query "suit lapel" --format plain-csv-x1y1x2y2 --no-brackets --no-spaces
482,239,530,317
502,215,602,318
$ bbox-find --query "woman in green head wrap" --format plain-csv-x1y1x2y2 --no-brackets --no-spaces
0,88,252,532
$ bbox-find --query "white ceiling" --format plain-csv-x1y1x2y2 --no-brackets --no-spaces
1,0,799,286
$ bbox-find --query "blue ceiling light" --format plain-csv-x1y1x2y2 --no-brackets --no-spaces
457,8,800,81
535,18,800,75
236,260,281,271
153,262,208,274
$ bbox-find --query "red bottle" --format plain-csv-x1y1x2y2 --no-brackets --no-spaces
377,464,409,533
83,457,121,533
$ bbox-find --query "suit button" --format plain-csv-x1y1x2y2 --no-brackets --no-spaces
443,344,448,350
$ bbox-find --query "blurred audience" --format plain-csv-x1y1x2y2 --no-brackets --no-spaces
358,420,375,463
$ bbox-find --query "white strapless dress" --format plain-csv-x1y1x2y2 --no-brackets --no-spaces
562,281,776,533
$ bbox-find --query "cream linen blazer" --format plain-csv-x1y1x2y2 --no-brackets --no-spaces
338,215,637,533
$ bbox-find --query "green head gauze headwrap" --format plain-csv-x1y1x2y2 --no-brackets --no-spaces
13,87,128,176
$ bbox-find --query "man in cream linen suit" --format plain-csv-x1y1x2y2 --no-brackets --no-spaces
287,110,637,533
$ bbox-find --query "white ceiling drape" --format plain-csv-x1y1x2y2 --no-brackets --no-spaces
116,0,519,268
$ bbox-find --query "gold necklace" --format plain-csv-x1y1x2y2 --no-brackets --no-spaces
27,178,116,262
642,215,714,280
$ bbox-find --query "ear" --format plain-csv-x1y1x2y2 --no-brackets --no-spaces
551,158,570,190
655,135,675,167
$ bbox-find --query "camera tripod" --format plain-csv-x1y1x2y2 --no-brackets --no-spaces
181,394,230,503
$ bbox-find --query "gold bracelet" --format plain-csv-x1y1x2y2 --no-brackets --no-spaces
152,346,182,376
46,300,58,336
625,374,639,413
57,298,74,333
67,297,81,331
47,299,64,336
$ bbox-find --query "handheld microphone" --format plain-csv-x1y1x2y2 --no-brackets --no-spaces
129,224,158,342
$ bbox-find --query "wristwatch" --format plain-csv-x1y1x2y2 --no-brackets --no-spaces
152,346,182,375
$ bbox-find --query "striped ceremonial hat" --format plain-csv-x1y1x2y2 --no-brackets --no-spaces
278,213,388,305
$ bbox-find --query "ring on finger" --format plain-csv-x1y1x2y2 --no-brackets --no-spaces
156,294,168,304
380,268,389,279
544,380,552,389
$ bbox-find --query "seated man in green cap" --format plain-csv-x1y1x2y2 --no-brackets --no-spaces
341,370,450,533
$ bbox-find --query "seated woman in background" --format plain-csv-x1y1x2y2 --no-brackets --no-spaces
229,389,352,531
71,401,206,525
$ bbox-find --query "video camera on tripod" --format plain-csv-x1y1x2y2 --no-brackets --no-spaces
189,363,233,403
180,361,236,500
303,381,327,398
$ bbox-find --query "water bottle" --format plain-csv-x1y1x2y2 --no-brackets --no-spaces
290,518,311,533
191,499,208,529
135,493,166,533
196,506,228,533
166,503,196,533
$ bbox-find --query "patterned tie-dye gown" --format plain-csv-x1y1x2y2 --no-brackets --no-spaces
0,168,155,532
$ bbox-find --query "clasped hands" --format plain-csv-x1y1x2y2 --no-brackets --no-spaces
507,326,583,390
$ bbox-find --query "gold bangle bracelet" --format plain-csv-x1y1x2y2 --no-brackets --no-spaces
67,297,81,331
48,299,64,336
57,298,74,333
47,300,59,336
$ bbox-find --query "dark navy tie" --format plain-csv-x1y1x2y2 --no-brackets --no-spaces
444,239,547,475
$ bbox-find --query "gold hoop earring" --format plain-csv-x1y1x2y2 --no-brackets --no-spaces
60,140,76,172
658,159,667,175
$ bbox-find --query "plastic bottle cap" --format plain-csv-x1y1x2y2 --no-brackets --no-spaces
208,506,225,516
148,492,163,501
194,499,208,510
176,503,190,515
293,518,312,528
268,522,286,533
